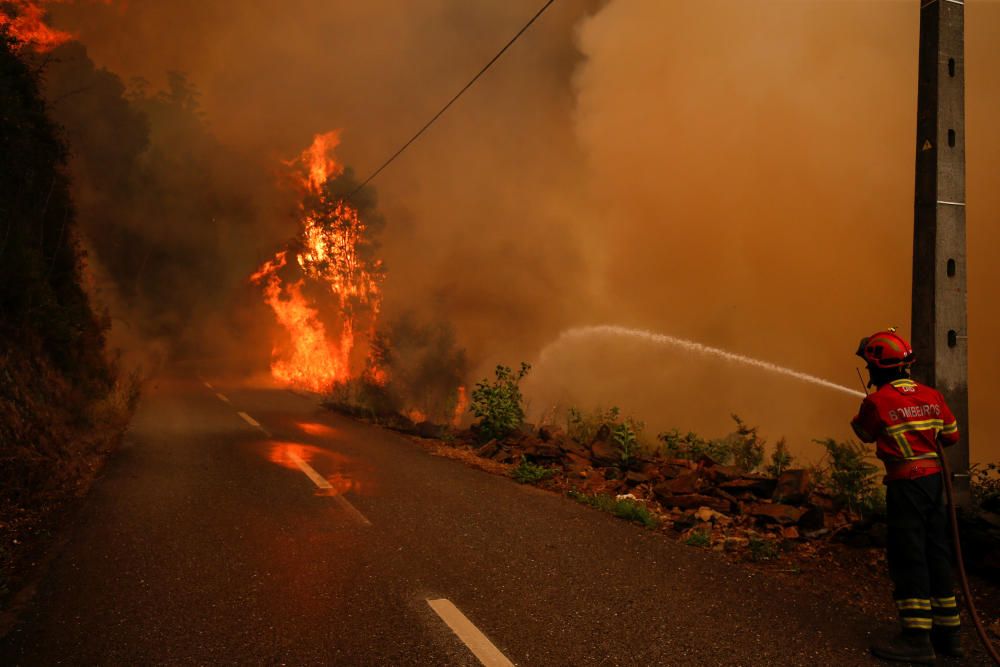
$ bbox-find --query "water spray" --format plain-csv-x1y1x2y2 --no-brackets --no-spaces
538,325,865,399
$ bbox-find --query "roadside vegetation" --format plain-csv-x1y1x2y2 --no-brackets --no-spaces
0,33,138,603
470,362,531,442
569,491,659,529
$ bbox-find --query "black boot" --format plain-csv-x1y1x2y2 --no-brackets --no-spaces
931,628,963,658
870,631,936,664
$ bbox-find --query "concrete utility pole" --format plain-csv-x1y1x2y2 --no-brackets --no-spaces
911,0,969,505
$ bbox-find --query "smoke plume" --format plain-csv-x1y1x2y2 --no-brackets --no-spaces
44,0,1000,462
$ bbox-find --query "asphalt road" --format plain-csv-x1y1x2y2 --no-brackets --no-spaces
0,373,887,666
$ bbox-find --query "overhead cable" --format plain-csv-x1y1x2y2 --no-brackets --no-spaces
348,0,558,197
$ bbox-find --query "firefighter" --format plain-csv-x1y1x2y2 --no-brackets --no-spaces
850,329,962,664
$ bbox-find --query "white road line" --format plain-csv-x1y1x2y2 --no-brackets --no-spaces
427,599,514,667
215,392,231,404
237,411,261,427
203,381,214,390
287,451,332,488
286,452,370,526
237,411,272,438
331,494,372,526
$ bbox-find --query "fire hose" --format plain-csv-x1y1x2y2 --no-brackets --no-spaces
936,442,1000,664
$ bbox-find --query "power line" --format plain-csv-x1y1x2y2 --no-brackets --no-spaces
348,0,558,198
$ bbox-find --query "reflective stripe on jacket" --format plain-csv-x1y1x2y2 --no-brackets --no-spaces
850,379,959,481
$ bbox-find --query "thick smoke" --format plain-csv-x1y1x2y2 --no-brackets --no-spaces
47,0,999,462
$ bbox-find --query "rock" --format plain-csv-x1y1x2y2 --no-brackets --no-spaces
625,470,651,485
538,424,565,442
701,464,746,482
590,439,619,467
696,453,721,467
707,487,740,505
494,448,514,464
476,439,500,458
656,471,701,495
797,505,826,530
654,491,732,514
603,467,620,480
725,536,750,551
673,512,698,532
719,477,778,498
694,507,730,524
662,457,699,469
659,463,690,479
415,421,447,439
591,423,612,445
772,469,813,504
748,502,805,526
522,442,563,460
781,526,801,540
562,452,591,475
807,491,838,513
558,439,589,457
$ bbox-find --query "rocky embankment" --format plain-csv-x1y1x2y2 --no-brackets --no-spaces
325,400,1000,580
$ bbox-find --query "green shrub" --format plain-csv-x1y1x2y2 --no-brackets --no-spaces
656,429,732,463
766,438,794,477
567,405,645,467
728,414,765,472
470,362,530,442
684,530,711,548
611,418,646,467
814,438,882,515
567,406,620,444
749,537,779,562
512,457,552,484
569,491,659,528
657,415,765,470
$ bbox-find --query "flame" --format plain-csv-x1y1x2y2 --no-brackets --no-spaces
251,251,346,392
252,132,384,393
0,1,111,52
451,385,468,427
406,408,427,424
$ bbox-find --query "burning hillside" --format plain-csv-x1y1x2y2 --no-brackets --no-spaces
251,132,385,393
0,0,108,51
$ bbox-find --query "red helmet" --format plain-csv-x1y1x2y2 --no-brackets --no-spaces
856,329,915,369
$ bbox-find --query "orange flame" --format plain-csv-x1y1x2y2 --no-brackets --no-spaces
406,408,427,424
252,132,384,393
1,1,111,52
451,385,468,427
251,251,346,392
293,130,343,194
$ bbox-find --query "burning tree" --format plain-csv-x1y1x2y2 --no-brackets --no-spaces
251,132,385,393
0,0,111,52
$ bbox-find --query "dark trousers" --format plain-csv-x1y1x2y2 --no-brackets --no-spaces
886,473,960,632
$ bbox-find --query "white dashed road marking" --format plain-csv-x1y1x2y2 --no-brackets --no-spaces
427,599,514,667
286,451,371,526
203,381,214,390
237,411,272,438
201,380,368,525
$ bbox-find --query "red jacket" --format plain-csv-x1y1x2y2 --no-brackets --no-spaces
851,378,959,482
